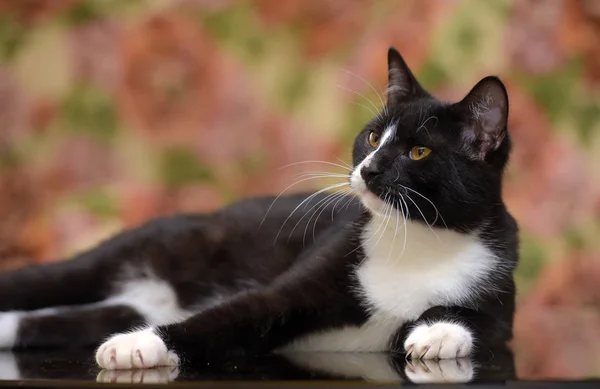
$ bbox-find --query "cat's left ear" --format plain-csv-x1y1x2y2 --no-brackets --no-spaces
454,76,509,160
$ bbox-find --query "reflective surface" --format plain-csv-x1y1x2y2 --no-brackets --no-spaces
0,347,553,385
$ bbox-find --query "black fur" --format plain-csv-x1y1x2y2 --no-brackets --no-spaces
0,48,518,368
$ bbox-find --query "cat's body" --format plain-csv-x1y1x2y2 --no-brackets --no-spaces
0,193,363,349
0,48,518,372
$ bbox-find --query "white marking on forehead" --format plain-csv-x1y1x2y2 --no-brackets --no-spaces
378,125,396,149
353,124,395,173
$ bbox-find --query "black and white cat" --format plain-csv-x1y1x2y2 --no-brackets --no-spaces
0,48,518,370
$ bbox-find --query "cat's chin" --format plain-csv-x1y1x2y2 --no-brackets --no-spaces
350,174,387,216
359,193,388,217
351,183,387,216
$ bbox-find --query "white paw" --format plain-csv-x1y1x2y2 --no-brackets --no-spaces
404,322,473,360
96,366,180,383
95,328,179,370
405,358,474,384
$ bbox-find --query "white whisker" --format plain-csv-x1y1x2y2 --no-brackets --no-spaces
298,190,343,245
350,101,379,117
333,155,354,171
337,85,382,118
278,160,352,172
416,115,438,138
345,196,390,258
365,194,394,259
340,68,386,109
259,174,350,230
404,194,441,242
330,188,354,221
285,185,350,243
274,182,350,243
386,199,400,264
400,185,448,229
309,189,352,245
398,195,409,259
295,172,351,180
289,190,342,244
341,193,359,212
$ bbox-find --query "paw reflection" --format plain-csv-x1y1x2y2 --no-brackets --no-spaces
405,358,474,384
0,352,20,380
96,366,179,384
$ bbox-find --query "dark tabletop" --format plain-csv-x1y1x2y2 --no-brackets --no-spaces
0,347,598,388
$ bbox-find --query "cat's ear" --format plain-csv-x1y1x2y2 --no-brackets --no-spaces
386,47,428,106
455,76,509,160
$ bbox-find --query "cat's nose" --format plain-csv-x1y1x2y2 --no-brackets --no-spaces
361,164,382,184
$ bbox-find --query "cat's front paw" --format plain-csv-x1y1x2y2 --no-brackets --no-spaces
404,322,473,360
95,329,179,370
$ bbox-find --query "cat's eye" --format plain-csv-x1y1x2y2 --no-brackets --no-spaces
368,131,380,148
410,146,432,160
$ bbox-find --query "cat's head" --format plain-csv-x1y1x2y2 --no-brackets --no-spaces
350,48,511,231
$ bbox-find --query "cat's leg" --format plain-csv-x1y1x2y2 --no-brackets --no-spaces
0,269,201,350
95,274,362,370
397,303,514,360
95,288,307,369
0,249,138,348
0,304,146,349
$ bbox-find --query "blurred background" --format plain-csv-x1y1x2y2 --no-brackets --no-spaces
0,0,599,380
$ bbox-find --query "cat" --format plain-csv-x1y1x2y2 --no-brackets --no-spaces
0,47,518,371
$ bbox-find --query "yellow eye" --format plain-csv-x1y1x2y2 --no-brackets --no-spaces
368,131,380,147
410,146,432,160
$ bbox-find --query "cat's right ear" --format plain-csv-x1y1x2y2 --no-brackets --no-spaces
387,47,428,106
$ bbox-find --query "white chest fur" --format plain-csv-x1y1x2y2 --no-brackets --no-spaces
356,218,496,320
280,216,496,353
